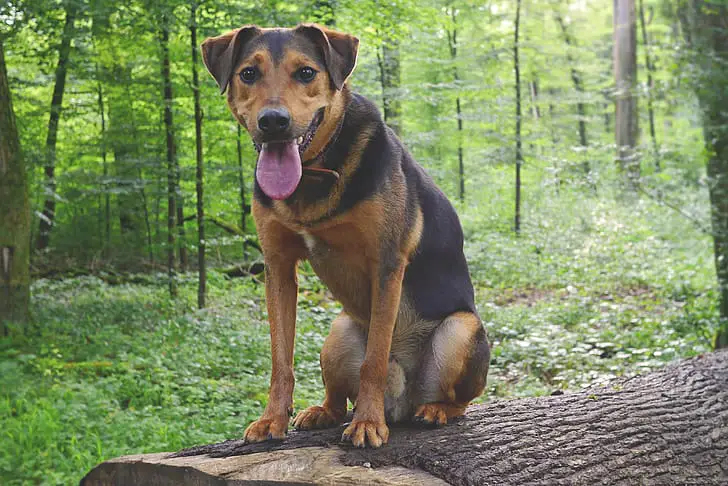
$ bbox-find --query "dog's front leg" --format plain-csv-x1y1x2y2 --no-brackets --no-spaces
342,258,406,448
243,255,298,442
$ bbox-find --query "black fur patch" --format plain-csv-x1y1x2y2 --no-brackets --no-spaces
252,71,477,322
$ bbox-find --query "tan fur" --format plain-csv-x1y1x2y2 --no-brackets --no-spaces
272,122,375,225
211,25,485,449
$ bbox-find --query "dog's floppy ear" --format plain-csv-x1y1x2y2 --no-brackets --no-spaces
295,24,359,90
201,26,261,94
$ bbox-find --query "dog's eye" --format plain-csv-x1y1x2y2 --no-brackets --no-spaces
240,67,258,84
295,66,317,83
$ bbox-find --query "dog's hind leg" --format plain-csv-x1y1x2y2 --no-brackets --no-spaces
413,311,490,425
293,312,366,430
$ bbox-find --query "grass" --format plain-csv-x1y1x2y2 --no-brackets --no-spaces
0,187,722,485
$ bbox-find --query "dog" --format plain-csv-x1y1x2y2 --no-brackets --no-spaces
201,24,490,448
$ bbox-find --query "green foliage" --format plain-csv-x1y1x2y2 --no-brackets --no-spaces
2,0,728,483
1,191,722,483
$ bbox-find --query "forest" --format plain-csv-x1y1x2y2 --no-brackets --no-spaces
1,0,728,483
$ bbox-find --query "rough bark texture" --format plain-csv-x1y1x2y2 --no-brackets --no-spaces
678,0,728,347
614,0,640,184
82,351,728,485
0,39,31,328
37,1,77,250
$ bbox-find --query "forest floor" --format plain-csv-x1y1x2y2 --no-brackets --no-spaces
0,191,722,485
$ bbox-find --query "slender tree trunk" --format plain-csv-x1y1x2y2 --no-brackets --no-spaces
108,65,146,252
237,125,247,259
139,168,154,263
514,0,523,234
0,40,31,331
37,2,77,250
190,0,206,309
95,70,111,255
378,39,402,137
160,14,178,298
638,0,659,170
677,0,728,348
614,0,640,186
528,80,540,119
554,12,590,176
177,172,187,271
447,6,465,203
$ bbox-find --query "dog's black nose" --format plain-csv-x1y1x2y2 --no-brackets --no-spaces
258,108,291,135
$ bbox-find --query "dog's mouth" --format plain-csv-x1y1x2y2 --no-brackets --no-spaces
255,109,325,200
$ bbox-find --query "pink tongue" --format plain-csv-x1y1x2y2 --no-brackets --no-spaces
256,141,302,200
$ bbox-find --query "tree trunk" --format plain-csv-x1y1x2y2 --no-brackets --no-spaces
614,0,640,186
447,6,465,203
160,14,178,298
95,69,111,255
190,0,206,309
0,40,31,330
528,79,540,119
677,1,728,348
108,65,146,250
638,0,659,170
82,351,728,485
176,176,187,271
237,125,247,259
36,1,77,250
514,0,523,234
554,12,590,176
378,39,402,137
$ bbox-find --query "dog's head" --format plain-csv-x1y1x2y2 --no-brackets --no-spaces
201,24,359,200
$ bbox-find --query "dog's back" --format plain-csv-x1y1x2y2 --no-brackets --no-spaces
202,24,489,448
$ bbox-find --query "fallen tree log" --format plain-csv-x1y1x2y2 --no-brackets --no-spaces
82,351,728,485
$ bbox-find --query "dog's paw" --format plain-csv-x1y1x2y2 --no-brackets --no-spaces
342,419,389,448
292,406,345,430
243,416,288,443
413,403,449,426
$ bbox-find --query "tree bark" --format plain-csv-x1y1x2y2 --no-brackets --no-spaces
82,351,728,485
36,1,77,250
514,0,523,234
160,13,178,298
190,0,206,309
0,40,31,330
447,5,465,203
677,1,728,348
614,0,640,186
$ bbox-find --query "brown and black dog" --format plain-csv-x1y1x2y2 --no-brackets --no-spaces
201,24,489,448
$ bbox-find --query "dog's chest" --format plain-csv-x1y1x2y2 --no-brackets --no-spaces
299,229,372,323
